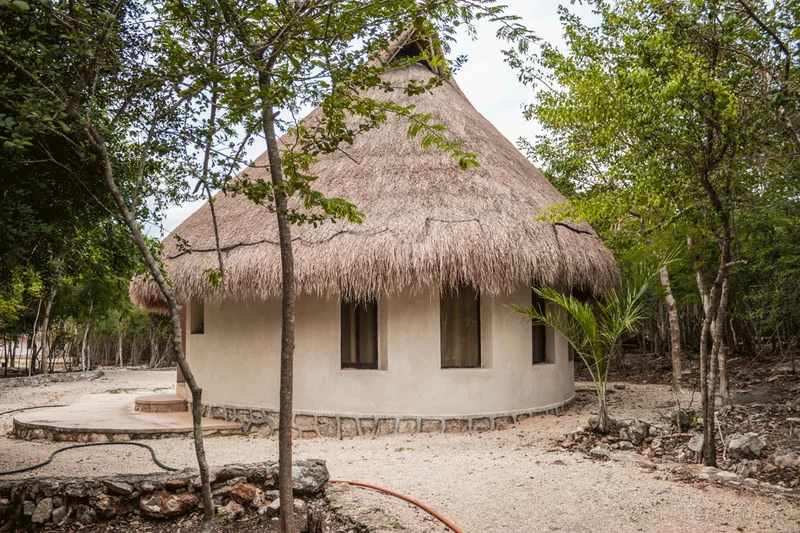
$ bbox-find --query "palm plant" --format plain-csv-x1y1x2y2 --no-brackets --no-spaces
512,261,664,433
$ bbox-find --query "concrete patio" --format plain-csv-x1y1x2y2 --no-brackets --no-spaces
12,394,241,441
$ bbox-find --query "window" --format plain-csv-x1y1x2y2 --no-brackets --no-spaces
191,300,204,334
568,343,575,362
341,297,378,369
440,283,481,368
532,290,546,364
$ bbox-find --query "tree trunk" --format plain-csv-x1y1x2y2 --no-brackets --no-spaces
93,134,215,532
596,385,613,433
660,266,683,393
260,72,298,533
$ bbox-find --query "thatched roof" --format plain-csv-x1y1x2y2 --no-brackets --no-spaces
130,39,619,313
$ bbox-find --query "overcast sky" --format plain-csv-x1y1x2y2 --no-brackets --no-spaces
150,0,595,238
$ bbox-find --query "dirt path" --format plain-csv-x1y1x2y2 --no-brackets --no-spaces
1,370,798,532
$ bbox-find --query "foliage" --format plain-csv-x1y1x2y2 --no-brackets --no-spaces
512,259,665,432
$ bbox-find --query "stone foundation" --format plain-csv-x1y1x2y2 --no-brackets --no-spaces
0,369,104,389
12,423,240,442
0,460,328,530
197,394,575,439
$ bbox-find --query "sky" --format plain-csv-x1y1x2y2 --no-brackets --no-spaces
151,0,596,238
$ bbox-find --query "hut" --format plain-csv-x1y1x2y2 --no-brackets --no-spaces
130,33,618,436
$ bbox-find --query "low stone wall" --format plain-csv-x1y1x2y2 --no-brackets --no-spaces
0,459,328,530
198,395,575,438
0,369,104,388
12,422,240,442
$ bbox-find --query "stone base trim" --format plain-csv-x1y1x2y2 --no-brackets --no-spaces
12,421,240,442
0,369,104,389
195,394,575,439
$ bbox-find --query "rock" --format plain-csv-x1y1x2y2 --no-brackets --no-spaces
165,479,186,490
619,420,650,445
230,482,258,507
139,490,200,519
75,504,97,525
217,500,245,521
609,452,655,469
770,451,800,470
661,409,690,431
588,416,616,432
104,480,134,496
52,505,68,525
590,445,610,459
618,440,634,450
266,497,281,517
292,459,329,496
31,497,53,524
22,501,35,517
728,432,766,459
92,493,124,518
688,435,704,453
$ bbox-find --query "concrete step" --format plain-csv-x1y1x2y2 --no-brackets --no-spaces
134,393,188,413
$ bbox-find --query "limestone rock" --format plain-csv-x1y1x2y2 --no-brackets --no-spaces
618,420,650,445
22,501,35,517
617,440,634,450
217,500,245,521
688,435,704,453
139,490,200,519
291,459,329,496
770,450,800,470
590,445,610,458
92,493,124,518
104,480,134,496
52,505,68,525
31,497,53,524
728,433,766,459
75,504,97,525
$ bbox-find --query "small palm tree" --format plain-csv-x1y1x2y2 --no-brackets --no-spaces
512,262,662,433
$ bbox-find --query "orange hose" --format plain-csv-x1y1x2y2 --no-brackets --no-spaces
328,479,465,533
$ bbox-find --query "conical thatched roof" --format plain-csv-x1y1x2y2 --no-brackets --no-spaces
130,39,619,313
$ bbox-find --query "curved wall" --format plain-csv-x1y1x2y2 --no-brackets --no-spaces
182,283,574,420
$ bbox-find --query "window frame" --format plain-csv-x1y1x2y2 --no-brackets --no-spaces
340,298,379,370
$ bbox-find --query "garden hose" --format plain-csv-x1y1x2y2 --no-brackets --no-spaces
329,479,465,533
0,442,178,476
0,405,67,416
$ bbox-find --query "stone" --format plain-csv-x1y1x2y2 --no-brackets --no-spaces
166,479,187,489
471,418,491,432
376,418,396,436
728,433,766,459
139,490,200,519
266,497,281,517
88,433,108,443
31,497,53,524
52,505,68,525
770,451,800,470
359,418,376,436
619,420,650,445
420,419,442,433
398,419,418,434
230,482,258,506
104,480,134,496
92,493,124,518
340,418,358,437
494,416,514,430
295,415,316,429
217,500,245,521
139,481,156,493
301,430,318,439
445,419,468,433
609,452,654,469
75,505,97,525
618,440,634,450
22,501,35,516
688,435,704,453
661,409,690,431
590,445,610,459
292,459,329,496
317,416,338,437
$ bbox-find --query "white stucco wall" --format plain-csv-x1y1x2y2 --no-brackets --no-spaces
182,283,574,417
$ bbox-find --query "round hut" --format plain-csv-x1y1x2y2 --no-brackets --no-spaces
130,34,619,436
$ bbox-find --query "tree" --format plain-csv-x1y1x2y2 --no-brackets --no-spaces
508,0,799,466
513,261,662,433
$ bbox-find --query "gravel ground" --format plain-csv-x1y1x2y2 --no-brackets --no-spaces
2,370,799,533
